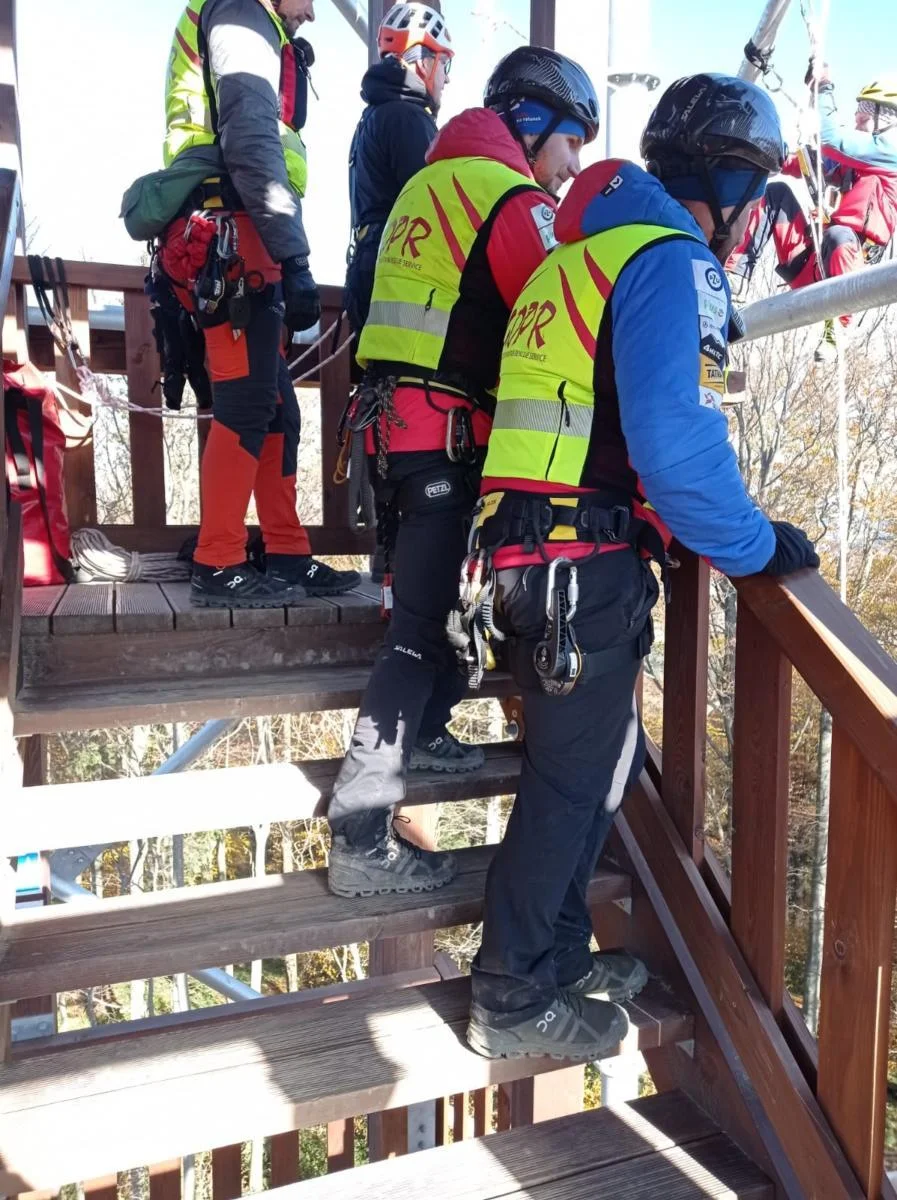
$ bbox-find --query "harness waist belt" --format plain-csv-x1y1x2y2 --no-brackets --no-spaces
474,489,635,553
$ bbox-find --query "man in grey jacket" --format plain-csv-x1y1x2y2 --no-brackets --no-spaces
160,0,360,606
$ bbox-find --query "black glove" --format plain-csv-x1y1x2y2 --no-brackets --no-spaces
281,255,321,333
763,520,820,577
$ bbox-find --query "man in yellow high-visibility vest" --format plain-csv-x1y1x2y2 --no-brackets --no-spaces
463,75,820,1061
159,0,359,606
327,47,600,898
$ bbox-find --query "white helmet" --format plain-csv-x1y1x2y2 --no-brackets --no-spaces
377,4,453,62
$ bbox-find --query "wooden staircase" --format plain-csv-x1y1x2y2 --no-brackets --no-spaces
4,190,897,1198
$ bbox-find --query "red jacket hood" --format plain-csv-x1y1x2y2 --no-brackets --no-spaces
425,107,535,179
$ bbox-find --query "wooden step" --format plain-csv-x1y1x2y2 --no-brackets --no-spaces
0,977,693,1193
12,664,518,735
7,743,524,854
0,844,631,1002
263,1091,772,1200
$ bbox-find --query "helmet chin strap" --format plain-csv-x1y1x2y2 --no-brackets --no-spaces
694,157,765,254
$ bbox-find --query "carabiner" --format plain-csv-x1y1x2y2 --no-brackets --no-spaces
545,557,577,620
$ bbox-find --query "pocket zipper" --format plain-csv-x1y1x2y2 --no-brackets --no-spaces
544,380,571,480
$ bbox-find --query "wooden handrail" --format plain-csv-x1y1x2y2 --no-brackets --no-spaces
735,570,897,800
12,255,345,311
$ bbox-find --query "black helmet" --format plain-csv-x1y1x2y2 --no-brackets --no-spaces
484,46,600,145
641,73,785,251
641,73,785,173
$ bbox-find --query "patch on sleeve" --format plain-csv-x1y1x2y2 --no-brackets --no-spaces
530,201,557,251
692,259,728,325
699,333,727,369
692,258,729,413
700,355,726,395
699,386,724,410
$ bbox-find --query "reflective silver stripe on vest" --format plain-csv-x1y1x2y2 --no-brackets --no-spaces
493,398,593,440
366,299,451,339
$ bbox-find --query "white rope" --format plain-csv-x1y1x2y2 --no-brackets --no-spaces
802,0,849,600
71,528,191,584
52,325,355,421
291,333,354,385
286,315,340,371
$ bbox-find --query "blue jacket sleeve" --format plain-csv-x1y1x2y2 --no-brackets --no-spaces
611,239,775,577
818,85,897,172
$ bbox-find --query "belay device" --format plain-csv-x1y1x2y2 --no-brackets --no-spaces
533,558,583,697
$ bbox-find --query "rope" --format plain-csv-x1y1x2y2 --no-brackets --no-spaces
286,315,339,372
52,328,355,422
71,529,192,583
802,0,849,601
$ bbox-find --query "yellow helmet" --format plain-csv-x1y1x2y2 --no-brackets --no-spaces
857,77,897,108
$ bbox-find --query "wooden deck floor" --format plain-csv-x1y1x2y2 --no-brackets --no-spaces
20,579,382,636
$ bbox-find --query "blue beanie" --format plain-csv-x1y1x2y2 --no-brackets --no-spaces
663,167,768,207
503,98,588,142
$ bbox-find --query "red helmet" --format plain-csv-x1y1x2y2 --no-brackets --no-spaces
377,4,453,62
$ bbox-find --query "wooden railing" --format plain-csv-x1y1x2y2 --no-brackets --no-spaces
616,548,897,1199
5,258,374,557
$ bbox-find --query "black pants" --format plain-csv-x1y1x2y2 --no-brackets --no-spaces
328,451,475,842
471,549,658,1017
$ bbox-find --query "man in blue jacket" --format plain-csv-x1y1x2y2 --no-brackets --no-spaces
465,74,820,1061
344,3,454,337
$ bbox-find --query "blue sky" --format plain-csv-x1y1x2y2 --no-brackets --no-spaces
17,0,887,285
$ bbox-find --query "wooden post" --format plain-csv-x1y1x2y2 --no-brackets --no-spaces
817,726,897,1197
367,804,437,1160
148,1162,182,1200
269,1132,300,1187
3,279,27,359
498,1068,584,1128
472,1088,490,1136
54,284,97,529
19,734,45,786
318,300,352,532
211,1144,242,1200
1,501,23,964
660,547,710,863
125,288,166,531
0,168,21,558
326,1119,355,1173
730,601,791,1021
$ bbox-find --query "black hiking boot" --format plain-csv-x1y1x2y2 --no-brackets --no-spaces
563,951,648,1004
190,561,305,608
328,814,457,898
266,554,361,596
409,730,486,774
467,992,630,1061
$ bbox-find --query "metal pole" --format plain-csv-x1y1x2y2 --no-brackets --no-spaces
367,0,388,66
605,0,658,162
530,0,556,47
48,873,263,1004
330,0,369,46
740,258,897,341
153,719,238,776
737,0,794,82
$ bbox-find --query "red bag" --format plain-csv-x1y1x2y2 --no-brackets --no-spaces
4,359,73,585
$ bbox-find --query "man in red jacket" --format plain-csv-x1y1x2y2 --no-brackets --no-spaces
729,70,897,357
327,47,600,898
